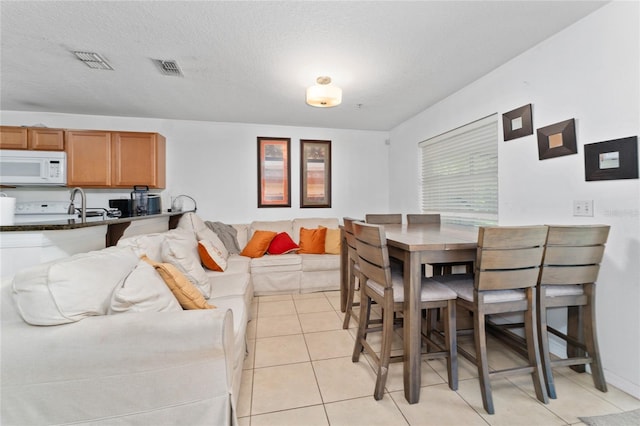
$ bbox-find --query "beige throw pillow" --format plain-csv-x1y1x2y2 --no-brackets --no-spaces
142,256,215,310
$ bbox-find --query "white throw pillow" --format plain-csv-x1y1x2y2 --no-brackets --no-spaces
198,239,228,271
109,259,182,314
13,246,139,325
177,212,230,260
116,232,166,262
161,229,211,298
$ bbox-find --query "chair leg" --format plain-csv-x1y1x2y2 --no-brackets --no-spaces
567,306,586,373
537,287,557,399
525,287,549,405
352,289,370,363
343,264,358,329
444,300,458,391
474,310,494,414
374,298,394,400
583,284,607,392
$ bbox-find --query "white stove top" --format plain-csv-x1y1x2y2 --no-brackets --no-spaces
14,201,77,224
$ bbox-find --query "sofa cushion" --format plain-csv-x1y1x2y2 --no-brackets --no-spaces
250,220,293,239
116,232,166,262
109,259,182,314
143,256,215,310
323,227,341,255
205,254,250,278
241,230,277,258
12,246,139,325
233,224,250,250
300,253,340,272
251,253,301,268
198,240,228,272
267,232,300,255
298,227,327,254
162,229,211,298
293,218,339,244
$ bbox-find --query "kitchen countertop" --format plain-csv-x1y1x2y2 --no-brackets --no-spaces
0,211,190,232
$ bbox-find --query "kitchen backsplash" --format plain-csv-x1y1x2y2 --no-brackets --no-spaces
0,187,170,213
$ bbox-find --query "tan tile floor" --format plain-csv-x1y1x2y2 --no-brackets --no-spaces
238,291,640,426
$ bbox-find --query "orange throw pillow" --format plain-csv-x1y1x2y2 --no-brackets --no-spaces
298,227,327,254
240,230,277,258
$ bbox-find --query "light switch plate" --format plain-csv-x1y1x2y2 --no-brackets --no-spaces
573,200,594,217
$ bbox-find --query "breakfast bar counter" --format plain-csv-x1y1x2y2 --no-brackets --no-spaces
0,210,189,245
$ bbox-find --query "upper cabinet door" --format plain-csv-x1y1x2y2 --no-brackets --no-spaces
66,130,112,187
28,128,65,150
0,126,28,149
111,132,166,188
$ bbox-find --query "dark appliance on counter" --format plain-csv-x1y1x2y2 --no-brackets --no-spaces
109,198,133,217
109,188,161,218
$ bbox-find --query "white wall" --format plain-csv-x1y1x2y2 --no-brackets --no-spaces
389,2,640,397
0,112,390,223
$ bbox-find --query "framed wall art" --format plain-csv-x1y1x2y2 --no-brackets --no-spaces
584,136,638,181
300,139,331,208
537,118,577,160
257,137,291,207
502,103,533,141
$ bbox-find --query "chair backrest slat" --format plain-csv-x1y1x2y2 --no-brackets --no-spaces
353,222,392,288
546,225,610,246
477,268,543,291
475,225,548,291
406,214,440,224
542,265,600,285
343,217,360,253
540,225,610,286
366,214,402,225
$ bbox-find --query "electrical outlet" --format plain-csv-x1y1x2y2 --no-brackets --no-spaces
573,200,594,217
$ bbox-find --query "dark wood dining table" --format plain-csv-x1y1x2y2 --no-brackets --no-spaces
340,222,479,404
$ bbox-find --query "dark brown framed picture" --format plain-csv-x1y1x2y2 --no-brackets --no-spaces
584,136,638,181
537,118,577,160
300,139,331,208
503,103,533,141
257,137,291,207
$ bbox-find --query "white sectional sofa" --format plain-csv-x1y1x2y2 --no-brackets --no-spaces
233,217,341,295
1,213,341,426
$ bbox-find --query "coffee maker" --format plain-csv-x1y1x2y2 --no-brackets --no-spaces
131,185,149,216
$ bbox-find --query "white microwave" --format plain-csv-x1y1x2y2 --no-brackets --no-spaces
0,150,67,186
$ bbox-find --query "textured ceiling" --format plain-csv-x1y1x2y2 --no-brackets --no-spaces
0,1,607,131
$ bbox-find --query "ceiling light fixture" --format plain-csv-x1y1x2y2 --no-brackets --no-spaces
72,51,113,70
306,76,342,108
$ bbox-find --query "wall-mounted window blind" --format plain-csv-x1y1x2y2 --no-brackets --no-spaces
419,114,498,226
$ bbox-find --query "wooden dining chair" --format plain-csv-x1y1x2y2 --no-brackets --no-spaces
406,213,474,275
433,225,549,414
365,213,402,225
342,217,363,329
537,225,610,399
351,221,458,400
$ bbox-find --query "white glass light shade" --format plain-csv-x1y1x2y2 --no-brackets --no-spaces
306,83,342,107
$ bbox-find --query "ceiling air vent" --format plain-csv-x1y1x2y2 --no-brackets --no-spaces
152,59,184,77
72,51,113,70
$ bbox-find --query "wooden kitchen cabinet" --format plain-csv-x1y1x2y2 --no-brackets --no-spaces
0,126,28,149
66,130,166,188
0,126,65,150
28,128,65,150
111,132,166,188
66,130,112,187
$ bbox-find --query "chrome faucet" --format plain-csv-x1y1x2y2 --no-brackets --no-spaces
68,187,86,222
